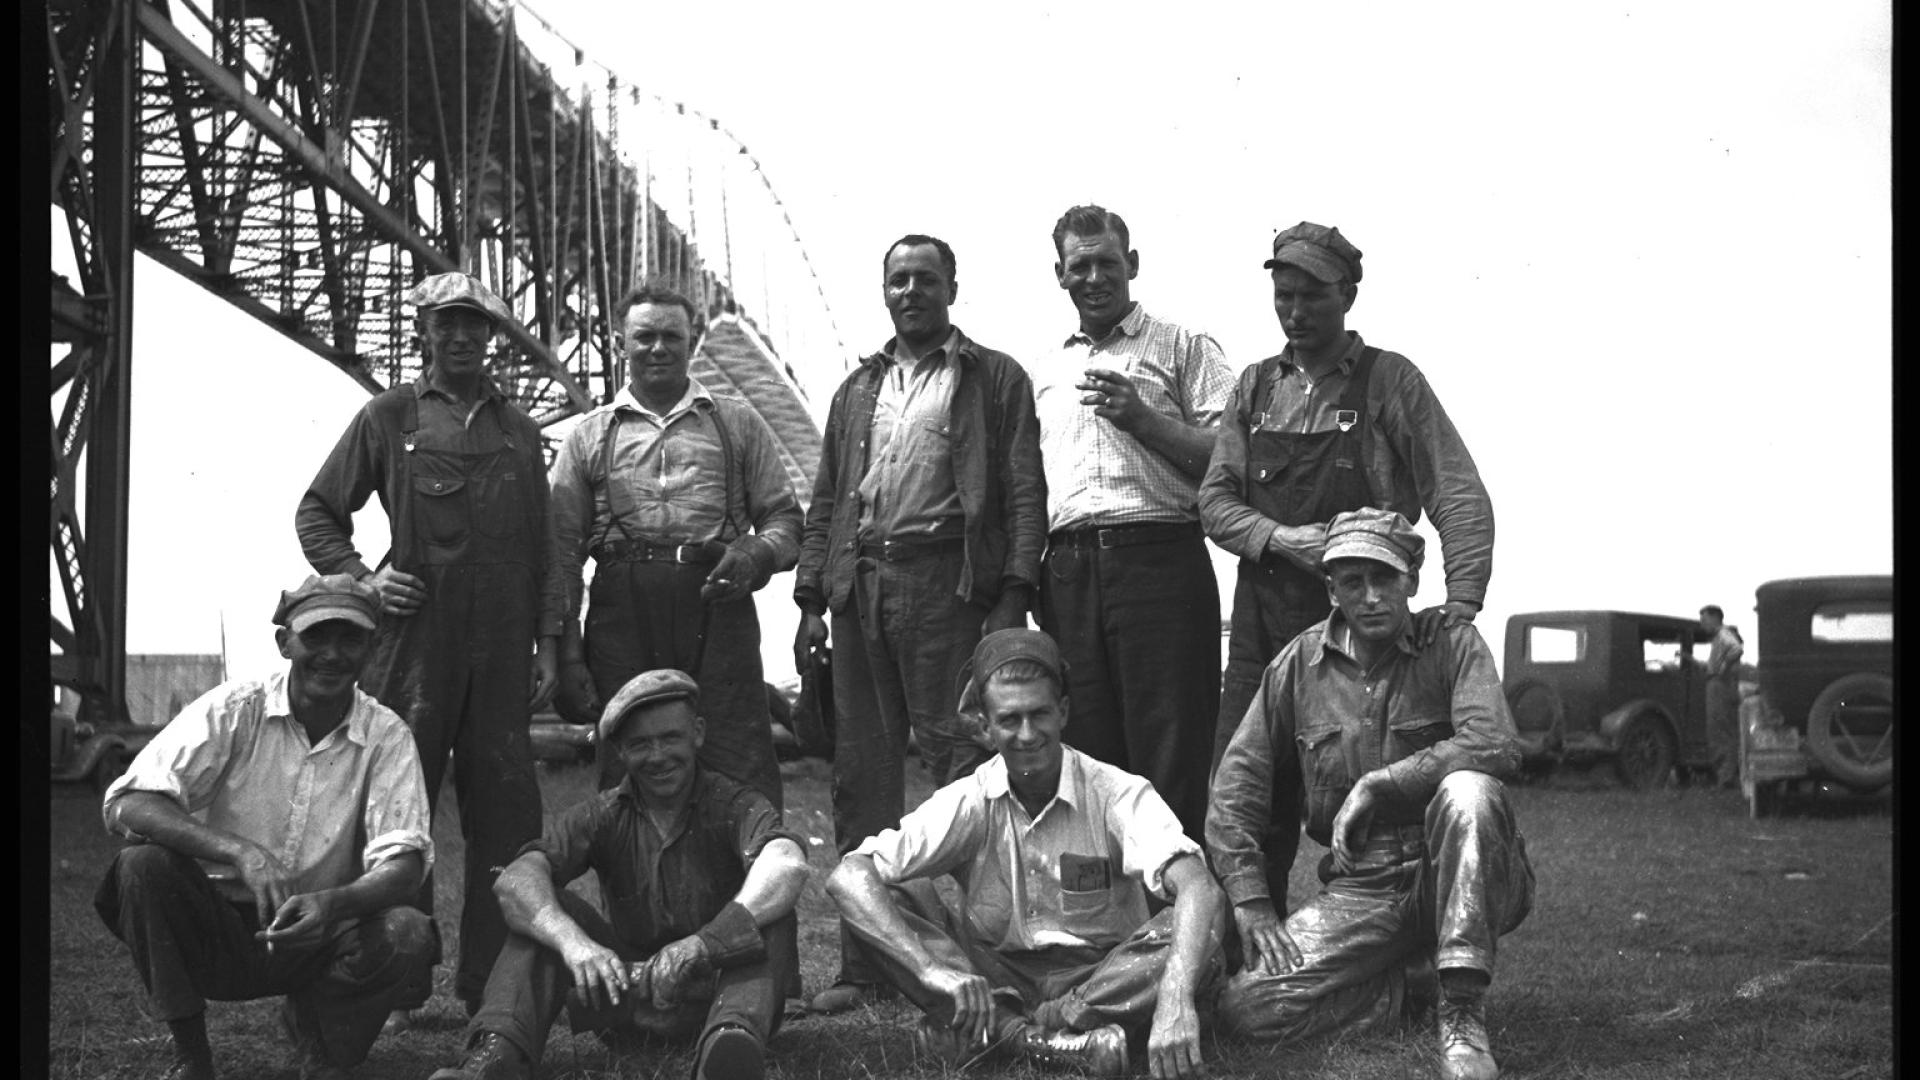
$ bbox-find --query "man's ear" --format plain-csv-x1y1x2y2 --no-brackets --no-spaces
1054,260,1068,287
276,626,294,659
690,712,708,751
1340,282,1359,313
1405,568,1420,598
1125,249,1140,280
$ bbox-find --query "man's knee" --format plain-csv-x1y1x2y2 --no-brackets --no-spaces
1214,971,1319,1042
1430,771,1511,828
97,844,198,923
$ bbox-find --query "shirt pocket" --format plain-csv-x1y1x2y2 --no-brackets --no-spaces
1297,724,1348,792
1389,714,1454,759
1059,852,1113,916
410,475,469,547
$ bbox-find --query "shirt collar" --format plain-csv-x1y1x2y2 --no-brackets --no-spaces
612,377,713,420
1277,330,1366,376
1311,607,1419,667
866,326,978,371
1063,302,1148,348
979,745,1084,813
265,667,371,746
885,326,960,368
412,371,506,403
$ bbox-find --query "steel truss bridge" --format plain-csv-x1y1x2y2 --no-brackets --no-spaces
48,0,842,723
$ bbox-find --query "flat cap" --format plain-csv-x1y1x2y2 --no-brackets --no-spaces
272,573,380,633
956,628,1068,714
1263,221,1364,284
405,271,514,325
598,669,700,743
1322,507,1425,573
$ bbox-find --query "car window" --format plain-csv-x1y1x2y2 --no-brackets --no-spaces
1642,636,1685,672
1810,601,1893,643
1527,626,1583,663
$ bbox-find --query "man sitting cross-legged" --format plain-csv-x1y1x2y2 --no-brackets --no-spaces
429,669,808,1080
825,628,1226,1079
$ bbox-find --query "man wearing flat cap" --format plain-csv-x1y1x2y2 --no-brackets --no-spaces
1200,222,1495,896
826,628,1227,1079
95,574,435,1080
546,281,802,804
430,669,809,1080
1206,508,1532,1080
296,270,559,1021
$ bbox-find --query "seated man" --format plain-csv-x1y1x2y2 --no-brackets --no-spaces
826,628,1226,1080
430,669,809,1080
1205,507,1534,1080
94,573,435,1080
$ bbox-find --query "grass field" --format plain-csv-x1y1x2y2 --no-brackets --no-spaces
47,756,1893,1079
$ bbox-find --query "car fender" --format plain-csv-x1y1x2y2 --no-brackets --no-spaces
1598,699,1676,749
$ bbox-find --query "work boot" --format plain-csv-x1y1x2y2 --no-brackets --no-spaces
1438,995,1498,1080
1010,1021,1129,1077
426,1032,530,1080
694,1023,765,1080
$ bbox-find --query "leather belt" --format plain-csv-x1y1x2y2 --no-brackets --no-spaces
1047,520,1201,551
590,539,720,566
857,534,966,562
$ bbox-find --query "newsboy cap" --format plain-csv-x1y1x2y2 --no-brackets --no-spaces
1263,222,1364,284
272,573,380,634
1321,507,1424,573
405,271,514,325
955,628,1069,715
597,669,701,743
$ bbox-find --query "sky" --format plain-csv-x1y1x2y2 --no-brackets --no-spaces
51,0,1890,685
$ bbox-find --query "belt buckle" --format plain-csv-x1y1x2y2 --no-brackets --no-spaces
675,545,697,565
878,540,899,561
1095,528,1119,550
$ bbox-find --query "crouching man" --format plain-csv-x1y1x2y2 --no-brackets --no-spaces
94,574,435,1080
1206,507,1534,1080
430,669,808,1080
826,629,1226,1079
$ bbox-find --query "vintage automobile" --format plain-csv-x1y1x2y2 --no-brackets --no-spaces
1740,575,1893,816
1502,610,1718,788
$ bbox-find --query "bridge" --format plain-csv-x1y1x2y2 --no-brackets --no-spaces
48,0,843,724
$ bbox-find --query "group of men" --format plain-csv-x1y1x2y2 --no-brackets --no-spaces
95,208,1533,1080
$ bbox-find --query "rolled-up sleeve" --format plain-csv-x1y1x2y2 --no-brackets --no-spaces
729,405,803,577
101,687,237,837
1198,365,1279,561
854,780,985,885
1178,332,1234,426
519,796,607,887
1111,779,1202,902
1384,625,1522,802
1206,650,1303,909
359,720,435,878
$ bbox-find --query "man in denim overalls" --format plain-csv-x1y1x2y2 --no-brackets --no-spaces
297,271,557,1023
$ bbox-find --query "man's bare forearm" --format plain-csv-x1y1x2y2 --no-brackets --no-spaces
1130,412,1218,481
495,852,592,954
825,854,936,977
1159,855,1227,1001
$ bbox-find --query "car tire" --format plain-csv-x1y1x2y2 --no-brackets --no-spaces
1506,679,1566,760
1614,712,1677,790
1804,672,1894,790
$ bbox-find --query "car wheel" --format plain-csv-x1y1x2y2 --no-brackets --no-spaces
1506,679,1565,762
1613,713,1677,790
1804,672,1894,790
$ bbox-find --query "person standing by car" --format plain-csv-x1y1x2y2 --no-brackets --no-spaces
1701,604,1746,788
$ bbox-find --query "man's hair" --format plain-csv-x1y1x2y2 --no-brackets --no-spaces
1052,204,1131,259
1700,605,1725,620
959,658,1065,718
883,234,957,281
613,281,701,329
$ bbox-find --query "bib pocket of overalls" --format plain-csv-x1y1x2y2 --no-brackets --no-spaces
1388,714,1454,758
468,469,533,543
1247,438,1293,488
411,475,470,548
1058,852,1114,917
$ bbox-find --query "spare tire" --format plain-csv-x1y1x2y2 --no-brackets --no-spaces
1505,679,1565,759
1804,672,1893,790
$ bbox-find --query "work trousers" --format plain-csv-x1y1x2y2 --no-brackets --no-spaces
1706,678,1740,786
369,560,544,1010
1210,558,1330,904
469,889,791,1065
94,845,434,1067
853,881,1221,1035
1038,529,1220,842
829,545,993,985
585,559,782,808
1217,772,1533,1043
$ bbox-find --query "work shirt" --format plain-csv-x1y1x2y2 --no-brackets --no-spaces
102,670,434,903
856,329,964,539
1032,304,1233,530
523,768,802,955
855,747,1199,953
546,378,802,618
1706,626,1745,682
1199,332,1494,608
1207,614,1520,907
